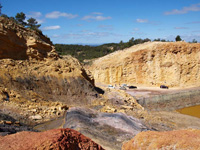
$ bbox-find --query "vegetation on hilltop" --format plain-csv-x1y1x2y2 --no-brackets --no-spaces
0,3,42,34
55,38,152,62
55,35,199,62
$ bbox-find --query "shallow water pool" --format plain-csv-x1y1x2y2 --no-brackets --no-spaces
177,105,200,118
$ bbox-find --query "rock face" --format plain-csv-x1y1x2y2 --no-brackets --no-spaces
122,129,200,150
0,17,58,60
0,17,97,125
90,42,200,87
0,57,96,104
0,128,104,150
64,107,148,150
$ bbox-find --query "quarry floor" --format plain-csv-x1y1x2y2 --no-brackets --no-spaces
96,83,200,99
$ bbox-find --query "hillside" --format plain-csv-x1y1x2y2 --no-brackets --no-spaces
89,41,200,87
55,38,151,62
0,16,97,126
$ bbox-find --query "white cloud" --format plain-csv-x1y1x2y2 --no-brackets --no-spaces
82,13,112,21
42,25,61,30
164,3,200,15
27,12,42,18
82,15,111,21
45,11,78,19
26,12,44,24
36,19,45,24
136,19,148,23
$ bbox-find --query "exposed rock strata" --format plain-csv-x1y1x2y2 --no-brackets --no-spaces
90,42,200,87
0,17,97,126
64,107,148,150
122,129,200,150
0,128,104,150
0,17,58,60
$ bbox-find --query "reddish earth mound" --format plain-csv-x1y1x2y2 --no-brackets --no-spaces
122,129,200,150
0,128,104,150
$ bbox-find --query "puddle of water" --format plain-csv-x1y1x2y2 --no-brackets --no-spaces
177,105,200,118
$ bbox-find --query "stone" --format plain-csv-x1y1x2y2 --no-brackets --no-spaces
5,121,12,125
122,129,200,150
31,109,37,112
29,115,42,120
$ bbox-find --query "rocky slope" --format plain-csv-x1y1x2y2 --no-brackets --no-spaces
0,17,97,127
0,128,104,150
122,129,200,150
0,17,58,60
89,42,200,87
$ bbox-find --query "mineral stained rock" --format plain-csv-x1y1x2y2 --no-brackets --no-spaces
90,42,200,87
0,128,104,150
122,129,200,150
64,107,148,150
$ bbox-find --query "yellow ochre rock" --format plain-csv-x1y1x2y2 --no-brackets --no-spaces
90,42,200,87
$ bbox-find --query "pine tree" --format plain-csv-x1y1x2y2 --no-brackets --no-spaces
15,12,26,26
0,3,2,15
175,35,182,42
27,17,41,30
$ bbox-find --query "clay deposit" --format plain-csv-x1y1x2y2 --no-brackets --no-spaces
0,128,104,150
89,42,200,87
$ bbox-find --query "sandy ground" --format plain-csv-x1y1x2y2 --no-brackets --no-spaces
96,82,200,99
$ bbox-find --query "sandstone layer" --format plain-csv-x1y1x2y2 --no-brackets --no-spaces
0,16,97,126
0,128,104,150
89,42,200,87
122,129,200,150
0,17,58,60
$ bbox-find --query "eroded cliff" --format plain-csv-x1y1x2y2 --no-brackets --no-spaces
89,42,200,87
0,17,97,126
0,17,58,60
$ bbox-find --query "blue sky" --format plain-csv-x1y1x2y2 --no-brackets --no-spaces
1,0,200,44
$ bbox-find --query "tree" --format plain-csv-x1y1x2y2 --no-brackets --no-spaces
154,38,161,41
175,35,182,42
27,17,41,30
1,14,8,18
0,3,2,15
15,12,26,26
161,39,166,42
192,39,197,43
128,37,134,46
